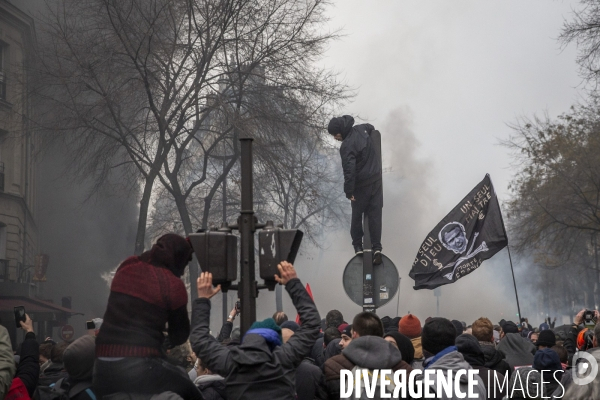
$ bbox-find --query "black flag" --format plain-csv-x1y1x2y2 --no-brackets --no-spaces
409,174,508,290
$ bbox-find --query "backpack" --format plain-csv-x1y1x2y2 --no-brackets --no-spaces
33,378,97,400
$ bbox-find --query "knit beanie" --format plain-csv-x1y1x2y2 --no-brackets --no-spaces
536,330,556,347
399,314,421,339
281,321,300,332
249,318,283,343
502,321,519,334
533,348,562,373
63,335,96,382
451,320,464,338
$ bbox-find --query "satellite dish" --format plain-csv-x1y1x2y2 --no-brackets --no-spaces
342,254,400,308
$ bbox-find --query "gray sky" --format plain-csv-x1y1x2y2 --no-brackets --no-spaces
282,0,585,325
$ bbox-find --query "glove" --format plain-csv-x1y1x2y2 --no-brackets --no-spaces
346,193,353,200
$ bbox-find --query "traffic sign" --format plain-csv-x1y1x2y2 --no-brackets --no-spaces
342,253,399,308
60,324,75,342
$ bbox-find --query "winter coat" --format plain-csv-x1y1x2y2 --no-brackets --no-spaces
323,336,413,400
496,333,536,370
310,336,325,368
38,362,69,387
0,325,15,399
339,123,381,197
417,348,486,400
194,374,227,400
14,332,39,396
323,339,341,364
216,321,233,343
479,341,511,379
190,278,321,400
455,334,506,400
296,358,327,400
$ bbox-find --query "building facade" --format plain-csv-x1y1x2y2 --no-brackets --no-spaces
0,0,37,284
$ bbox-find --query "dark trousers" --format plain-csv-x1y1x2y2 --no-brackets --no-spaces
350,179,383,251
93,357,203,400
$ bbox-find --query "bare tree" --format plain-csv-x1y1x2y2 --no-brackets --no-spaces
26,0,347,259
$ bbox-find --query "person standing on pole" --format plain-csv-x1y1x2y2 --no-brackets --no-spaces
327,115,383,264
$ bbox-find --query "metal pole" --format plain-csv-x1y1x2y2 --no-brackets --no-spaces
222,147,228,326
362,214,374,313
238,138,257,336
507,244,522,320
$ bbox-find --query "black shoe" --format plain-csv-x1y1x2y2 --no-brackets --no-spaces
354,245,364,255
373,250,383,265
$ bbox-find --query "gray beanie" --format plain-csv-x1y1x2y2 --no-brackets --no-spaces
63,335,96,382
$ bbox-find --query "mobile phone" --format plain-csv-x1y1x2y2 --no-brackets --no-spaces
86,321,95,330
235,301,241,312
584,310,596,328
14,306,26,329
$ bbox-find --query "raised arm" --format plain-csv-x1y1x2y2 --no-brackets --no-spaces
190,273,234,376
275,262,321,368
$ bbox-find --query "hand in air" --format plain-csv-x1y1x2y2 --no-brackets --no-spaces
197,272,221,299
274,261,298,285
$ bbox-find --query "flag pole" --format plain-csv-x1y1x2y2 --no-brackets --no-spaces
506,244,522,321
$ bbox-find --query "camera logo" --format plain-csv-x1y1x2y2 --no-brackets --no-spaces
573,351,599,386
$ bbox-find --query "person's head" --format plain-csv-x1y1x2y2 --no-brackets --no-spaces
536,330,555,349
577,328,595,351
166,341,195,371
398,314,422,339
247,318,283,350
39,343,53,365
326,310,344,329
439,222,468,254
141,233,193,277
280,321,299,333
533,348,563,384
62,335,95,382
195,357,212,376
324,326,341,347
272,311,288,326
472,317,494,342
422,318,456,356
327,115,354,141
455,334,485,367
500,321,519,339
529,332,540,345
451,320,464,338
551,345,568,365
384,332,415,365
352,312,384,338
340,324,353,349
231,327,241,342
51,341,70,364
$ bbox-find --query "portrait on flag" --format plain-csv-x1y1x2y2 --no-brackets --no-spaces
409,174,508,290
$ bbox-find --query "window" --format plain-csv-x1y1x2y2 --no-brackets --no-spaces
0,44,5,101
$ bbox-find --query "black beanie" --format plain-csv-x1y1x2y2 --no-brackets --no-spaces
327,115,354,139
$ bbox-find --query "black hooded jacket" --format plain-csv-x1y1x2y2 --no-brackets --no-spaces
190,278,321,400
479,341,512,379
329,116,381,197
455,334,506,400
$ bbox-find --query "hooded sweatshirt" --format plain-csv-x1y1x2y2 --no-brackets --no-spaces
496,333,536,371
418,348,486,400
323,336,412,400
96,234,193,357
194,374,227,400
455,334,506,400
478,341,511,379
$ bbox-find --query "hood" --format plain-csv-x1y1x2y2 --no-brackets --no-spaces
480,343,506,368
139,233,193,278
427,351,473,383
63,335,95,381
327,115,354,139
193,374,225,386
229,333,273,365
411,336,423,359
455,334,485,367
497,333,536,356
342,336,402,369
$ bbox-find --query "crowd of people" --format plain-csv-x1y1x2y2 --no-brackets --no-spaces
1,234,600,400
